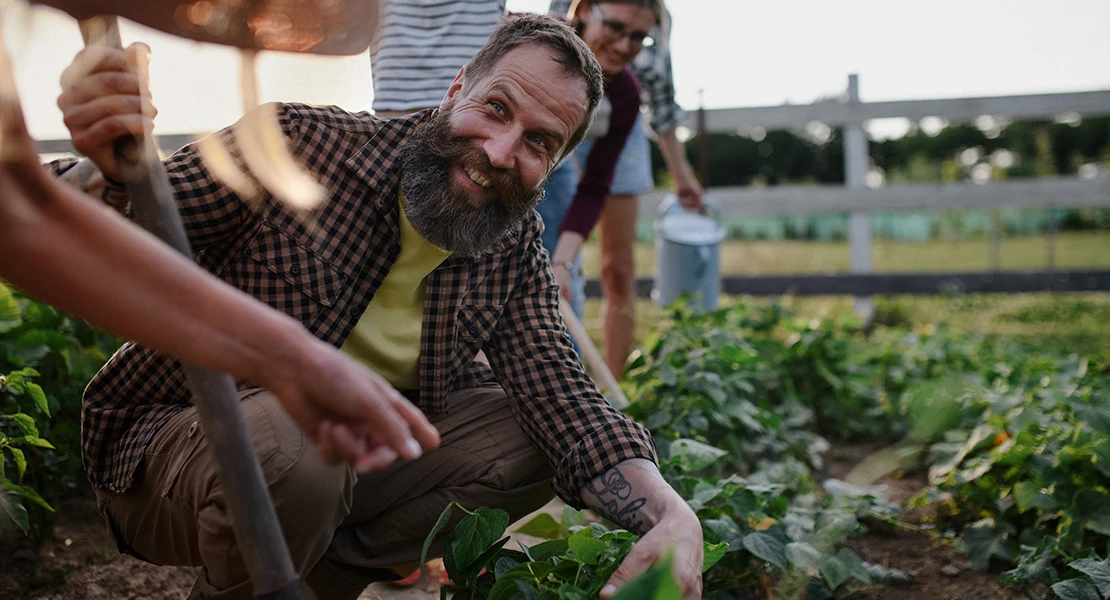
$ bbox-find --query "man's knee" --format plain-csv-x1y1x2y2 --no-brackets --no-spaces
244,392,355,565
190,391,355,590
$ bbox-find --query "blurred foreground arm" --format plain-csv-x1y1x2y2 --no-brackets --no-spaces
0,97,438,471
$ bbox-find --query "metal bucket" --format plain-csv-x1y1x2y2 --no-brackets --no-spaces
653,194,725,310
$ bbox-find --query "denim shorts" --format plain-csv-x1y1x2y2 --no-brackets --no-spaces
535,158,586,320
574,112,654,196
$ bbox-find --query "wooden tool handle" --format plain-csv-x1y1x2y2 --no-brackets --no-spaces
77,17,302,599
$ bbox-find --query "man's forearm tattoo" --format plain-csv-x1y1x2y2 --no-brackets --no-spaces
584,466,648,534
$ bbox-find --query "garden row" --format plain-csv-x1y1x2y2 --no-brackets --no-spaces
430,300,1110,599
3,279,1109,598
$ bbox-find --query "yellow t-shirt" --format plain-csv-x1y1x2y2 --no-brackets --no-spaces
340,192,451,390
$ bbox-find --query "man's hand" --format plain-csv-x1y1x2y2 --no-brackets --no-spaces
57,43,157,181
581,459,704,599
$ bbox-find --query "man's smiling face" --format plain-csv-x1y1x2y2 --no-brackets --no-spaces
443,43,588,201
398,43,588,255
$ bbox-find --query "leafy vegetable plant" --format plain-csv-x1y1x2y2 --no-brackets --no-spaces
420,501,726,600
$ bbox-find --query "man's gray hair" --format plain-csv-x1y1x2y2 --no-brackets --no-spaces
463,13,604,159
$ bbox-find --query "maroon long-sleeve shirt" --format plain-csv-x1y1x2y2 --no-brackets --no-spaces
558,66,642,238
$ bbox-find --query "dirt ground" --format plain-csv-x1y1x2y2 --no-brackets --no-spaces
3,445,1041,600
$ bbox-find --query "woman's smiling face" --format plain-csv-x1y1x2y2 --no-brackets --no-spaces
577,2,657,76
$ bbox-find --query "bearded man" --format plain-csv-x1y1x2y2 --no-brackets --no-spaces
52,14,703,600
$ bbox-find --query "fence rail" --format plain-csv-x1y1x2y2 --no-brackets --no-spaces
685,90,1110,131
595,270,1110,300
638,175,1110,217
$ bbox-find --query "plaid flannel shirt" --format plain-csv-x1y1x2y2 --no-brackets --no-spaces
548,0,684,135
61,104,655,506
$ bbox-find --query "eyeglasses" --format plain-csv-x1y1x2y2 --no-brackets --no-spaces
589,3,655,48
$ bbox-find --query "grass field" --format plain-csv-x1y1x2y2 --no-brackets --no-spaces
577,230,1110,362
579,230,1110,277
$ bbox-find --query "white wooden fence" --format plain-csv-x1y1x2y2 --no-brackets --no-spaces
35,76,1110,312
636,75,1110,317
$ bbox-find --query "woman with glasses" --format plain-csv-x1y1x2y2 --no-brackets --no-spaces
540,0,703,377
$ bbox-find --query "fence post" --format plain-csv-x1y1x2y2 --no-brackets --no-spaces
1046,207,1058,270
697,88,709,185
844,74,874,321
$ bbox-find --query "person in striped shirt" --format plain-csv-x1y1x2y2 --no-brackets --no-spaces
370,0,508,117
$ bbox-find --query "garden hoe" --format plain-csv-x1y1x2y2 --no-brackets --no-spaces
17,2,381,598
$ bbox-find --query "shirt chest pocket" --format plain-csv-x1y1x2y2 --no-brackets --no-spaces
455,305,503,349
225,224,345,327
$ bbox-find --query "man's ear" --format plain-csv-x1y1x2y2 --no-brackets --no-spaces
443,66,466,103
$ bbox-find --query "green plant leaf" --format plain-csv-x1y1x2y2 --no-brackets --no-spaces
4,482,52,511
1052,579,1102,600
1069,555,1110,598
8,413,38,438
0,283,21,334
561,506,586,535
1003,536,1058,584
494,555,521,579
666,436,728,470
819,554,849,590
568,527,608,565
514,512,562,540
25,382,49,417
450,507,510,576
487,562,552,600
961,519,1015,570
836,548,871,584
702,541,727,572
464,536,510,582
528,539,570,562
2,495,29,534
21,437,54,449
742,531,787,570
701,515,743,546
610,554,682,600
7,447,26,479
421,503,456,577
556,582,591,600
786,542,822,571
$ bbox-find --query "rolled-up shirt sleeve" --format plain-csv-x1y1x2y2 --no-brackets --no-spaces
485,216,657,506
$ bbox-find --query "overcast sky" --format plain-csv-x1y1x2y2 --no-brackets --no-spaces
5,0,1109,141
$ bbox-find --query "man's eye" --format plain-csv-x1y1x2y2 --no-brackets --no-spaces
489,101,505,114
528,135,548,149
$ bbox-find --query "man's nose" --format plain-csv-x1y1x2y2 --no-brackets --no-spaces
484,133,516,170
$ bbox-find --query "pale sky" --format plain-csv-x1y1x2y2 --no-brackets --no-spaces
5,0,1110,141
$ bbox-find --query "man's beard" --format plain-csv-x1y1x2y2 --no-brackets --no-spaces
398,103,545,256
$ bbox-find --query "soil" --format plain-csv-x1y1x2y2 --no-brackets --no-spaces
3,445,1043,600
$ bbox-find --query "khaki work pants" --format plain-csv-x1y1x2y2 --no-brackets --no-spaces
93,385,556,600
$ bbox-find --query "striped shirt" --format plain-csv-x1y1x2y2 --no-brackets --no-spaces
370,0,507,112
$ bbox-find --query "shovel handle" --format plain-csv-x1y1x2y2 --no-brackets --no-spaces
558,297,630,410
78,16,301,599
